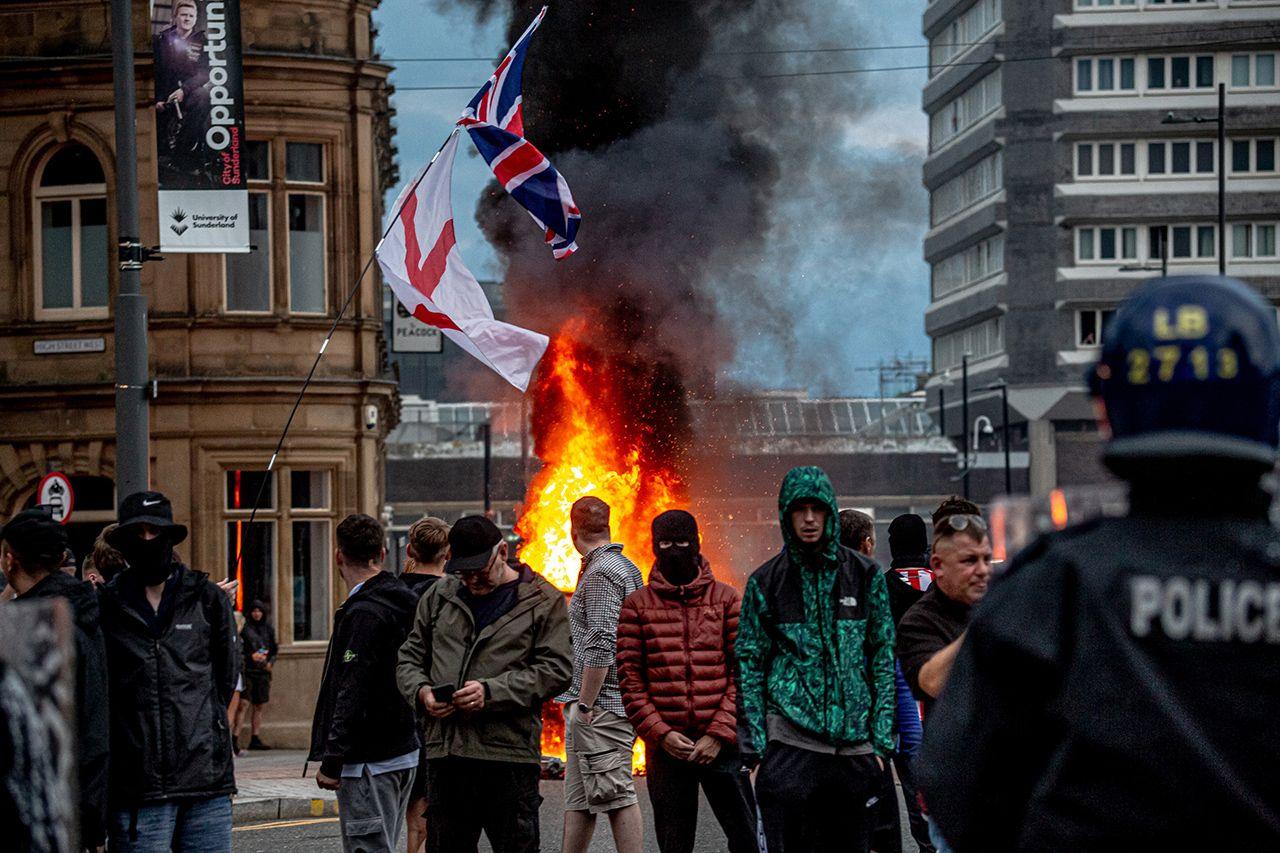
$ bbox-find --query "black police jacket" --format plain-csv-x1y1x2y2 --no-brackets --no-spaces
98,565,239,807
19,572,111,847
309,572,420,779
918,513,1280,851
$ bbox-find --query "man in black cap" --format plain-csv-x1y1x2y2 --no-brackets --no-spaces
397,515,572,853
310,514,420,853
1,506,110,852
97,491,239,853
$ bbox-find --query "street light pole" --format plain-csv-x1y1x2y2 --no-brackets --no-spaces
961,353,970,500
111,0,151,498
1217,82,1226,275
1162,85,1226,275
479,422,492,515
999,382,1011,494
1162,224,1169,277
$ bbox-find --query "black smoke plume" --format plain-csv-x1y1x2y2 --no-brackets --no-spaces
443,0,925,402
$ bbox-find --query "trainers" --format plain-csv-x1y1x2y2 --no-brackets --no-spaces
248,735,271,751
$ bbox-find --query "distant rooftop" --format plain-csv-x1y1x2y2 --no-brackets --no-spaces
387,392,947,459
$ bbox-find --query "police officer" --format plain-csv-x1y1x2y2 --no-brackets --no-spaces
916,276,1280,851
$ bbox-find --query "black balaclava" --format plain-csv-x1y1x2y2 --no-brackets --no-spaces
118,535,175,586
652,510,700,586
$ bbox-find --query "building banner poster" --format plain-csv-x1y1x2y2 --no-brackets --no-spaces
151,0,249,252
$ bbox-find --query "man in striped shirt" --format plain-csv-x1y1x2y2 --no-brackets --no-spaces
559,496,644,853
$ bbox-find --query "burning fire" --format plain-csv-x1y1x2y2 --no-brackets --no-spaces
516,327,687,592
522,326,689,778
541,701,648,777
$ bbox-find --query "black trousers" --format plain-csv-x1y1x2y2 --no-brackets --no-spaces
894,752,934,852
645,744,760,853
869,760,902,853
425,757,541,853
755,742,880,853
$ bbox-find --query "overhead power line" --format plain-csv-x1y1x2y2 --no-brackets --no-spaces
377,31,1276,91
4,20,1272,67
24,28,1276,94
374,20,1274,61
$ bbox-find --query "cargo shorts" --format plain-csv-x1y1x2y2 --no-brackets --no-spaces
563,703,638,814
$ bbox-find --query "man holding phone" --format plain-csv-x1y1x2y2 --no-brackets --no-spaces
397,516,572,853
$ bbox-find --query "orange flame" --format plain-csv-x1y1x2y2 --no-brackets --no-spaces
516,329,687,592
540,700,647,776
522,328,683,777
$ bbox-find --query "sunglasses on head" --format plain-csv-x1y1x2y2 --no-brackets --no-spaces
935,513,988,535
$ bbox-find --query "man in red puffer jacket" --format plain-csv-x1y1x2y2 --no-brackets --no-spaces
617,510,759,853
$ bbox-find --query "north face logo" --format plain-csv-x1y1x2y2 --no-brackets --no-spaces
839,596,858,607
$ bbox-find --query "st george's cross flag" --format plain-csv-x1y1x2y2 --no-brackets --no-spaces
458,6,580,259
376,132,548,391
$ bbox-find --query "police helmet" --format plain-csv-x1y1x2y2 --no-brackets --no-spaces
1087,275,1280,468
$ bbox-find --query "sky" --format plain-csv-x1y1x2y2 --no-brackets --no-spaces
371,0,932,397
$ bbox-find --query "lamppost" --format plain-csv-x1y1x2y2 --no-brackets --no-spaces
1162,83,1226,275
973,416,994,453
477,422,492,515
961,353,970,499
985,380,1012,494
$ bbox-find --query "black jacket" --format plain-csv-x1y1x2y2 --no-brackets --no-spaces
18,572,110,848
241,614,278,672
98,565,239,806
918,514,1280,851
883,566,926,626
309,571,420,779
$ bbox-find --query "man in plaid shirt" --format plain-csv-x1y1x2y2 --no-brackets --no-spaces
559,496,644,853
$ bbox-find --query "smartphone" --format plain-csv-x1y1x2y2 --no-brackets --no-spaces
432,683,456,703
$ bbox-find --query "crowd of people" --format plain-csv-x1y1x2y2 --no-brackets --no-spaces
2,274,1278,852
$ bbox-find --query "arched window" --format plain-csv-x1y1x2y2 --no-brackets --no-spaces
33,144,109,320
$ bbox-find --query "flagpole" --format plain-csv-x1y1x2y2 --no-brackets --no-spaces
230,128,461,583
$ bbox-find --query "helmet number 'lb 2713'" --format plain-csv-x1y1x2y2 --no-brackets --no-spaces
1125,346,1239,385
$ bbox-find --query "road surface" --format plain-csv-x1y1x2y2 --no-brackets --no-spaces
233,778,922,852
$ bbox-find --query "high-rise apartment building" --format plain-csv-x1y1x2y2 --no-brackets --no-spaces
922,0,1280,495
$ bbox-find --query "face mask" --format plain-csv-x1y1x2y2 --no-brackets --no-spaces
120,537,174,585
656,546,699,586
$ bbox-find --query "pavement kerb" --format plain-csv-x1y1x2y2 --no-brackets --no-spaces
233,796,339,826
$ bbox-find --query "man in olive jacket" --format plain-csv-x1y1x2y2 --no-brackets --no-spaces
396,516,571,853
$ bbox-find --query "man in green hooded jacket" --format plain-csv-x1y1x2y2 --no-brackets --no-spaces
737,466,896,852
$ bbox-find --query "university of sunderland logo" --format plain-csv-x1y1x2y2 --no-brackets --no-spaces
169,208,190,236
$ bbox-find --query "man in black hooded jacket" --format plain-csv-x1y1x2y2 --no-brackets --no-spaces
239,598,277,750
1,505,110,851
98,491,238,853
310,514,420,853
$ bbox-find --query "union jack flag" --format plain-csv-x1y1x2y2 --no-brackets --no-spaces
459,6,580,260
461,5,543,135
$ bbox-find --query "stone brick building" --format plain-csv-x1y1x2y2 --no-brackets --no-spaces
0,0,397,746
